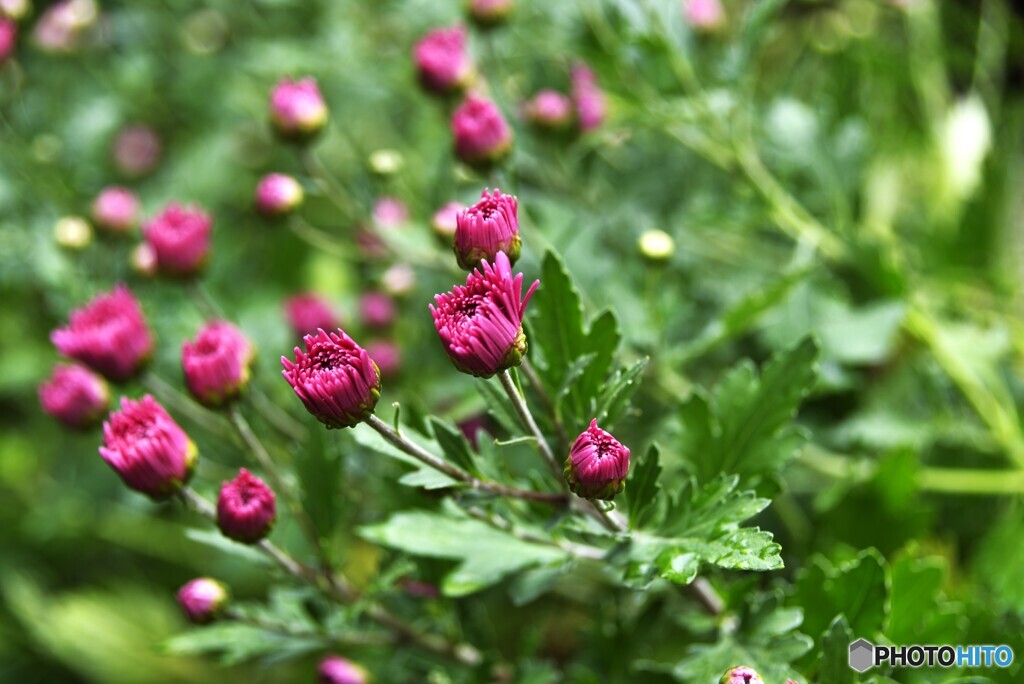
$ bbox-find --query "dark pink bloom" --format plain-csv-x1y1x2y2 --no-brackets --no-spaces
413,26,472,94
281,329,382,429
524,89,574,130
720,667,764,684
563,419,630,500
360,292,396,329
430,251,537,378
318,655,369,684
684,0,725,30
143,203,213,276
255,173,303,217
176,578,228,624
217,468,276,544
99,395,198,499
468,0,514,26
112,125,162,177
0,18,16,63
451,95,513,167
372,196,408,228
269,77,328,141
51,285,154,382
365,340,400,378
39,364,109,429
91,186,140,234
181,321,255,406
570,63,606,132
284,293,338,338
432,201,464,241
453,188,520,271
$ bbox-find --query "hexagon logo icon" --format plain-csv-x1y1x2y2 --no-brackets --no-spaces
849,638,874,673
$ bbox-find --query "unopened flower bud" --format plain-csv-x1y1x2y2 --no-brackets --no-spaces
318,655,369,684
432,201,464,242
365,340,400,379
181,321,255,406
143,202,213,277
269,77,328,142
92,186,140,234
414,26,473,95
360,292,396,329
217,468,276,543
453,188,520,271
638,229,675,261
255,173,303,217
524,90,574,131
684,0,725,31
720,667,764,684
284,293,338,339
177,578,228,624
112,124,162,178
131,243,157,277
54,215,92,250
564,419,630,500
39,364,109,429
452,96,513,167
372,196,408,229
570,63,606,132
468,0,514,28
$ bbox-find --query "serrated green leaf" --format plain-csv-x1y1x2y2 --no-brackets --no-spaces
596,357,649,430
429,416,479,476
819,615,855,684
554,353,597,418
627,444,664,530
793,549,888,646
351,423,461,490
296,425,343,554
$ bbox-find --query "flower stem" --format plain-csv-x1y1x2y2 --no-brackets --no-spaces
186,280,222,322
519,358,568,447
498,369,562,479
141,372,238,444
249,388,309,443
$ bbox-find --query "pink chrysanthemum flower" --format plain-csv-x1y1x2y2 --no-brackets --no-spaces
720,667,765,684
413,26,472,95
430,251,537,378
269,77,328,141
563,419,630,500
143,203,213,277
255,173,304,217
524,89,574,130
570,63,606,132
181,321,255,406
217,468,276,544
360,292,396,330
684,0,725,31
176,578,229,625
281,328,382,429
318,655,369,684
453,188,520,271
91,186,140,234
51,285,154,382
99,395,198,500
452,95,513,167
284,293,338,339
38,364,110,429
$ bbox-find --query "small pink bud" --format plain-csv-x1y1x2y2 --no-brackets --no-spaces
181,321,255,406
318,655,369,684
39,364,110,429
51,285,154,382
0,18,17,63
112,124,162,177
269,77,328,142
100,395,198,500
360,292,396,329
430,251,537,378
372,196,408,229
451,95,513,167
453,188,520,271
255,173,303,217
143,202,213,277
524,89,574,131
381,263,416,297
131,243,158,277
413,26,473,95
564,419,630,500
281,329,382,429
684,0,725,31
365,340,400,379
570,63,606,132
432,201,465,241
720,667,764,684
91,186,140,234
284,293,338,339
217,468,276,543
468,0,514,27
177,578,228,624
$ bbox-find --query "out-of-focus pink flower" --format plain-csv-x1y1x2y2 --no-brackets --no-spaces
33,0,96,54
413,26,472,95
720,667,764,684
39,364,109,429
0,18,17,63
432,201,464,241
452,95,513,167
430,251,537,378
284,293,338,338
563,419,630,500
360,292,396,329
524,89,574,130
181,321,255,406
51,285,154,382
0,0,30,20
177,578,228,625
100,395,198,499
131,243,158,277
684,0,725,31
112,125,162,177
570,63,606,132
453,188,520,271
269,77,328,141
365,340,400,378
457,413,494,450
255,173,303,217
318,655,369,684
400,578,440,599
217,468,276,543
355,227,389,260
143,203,213,277
281,328,382,429
382,263,416,297
372,196,409,229
468,0,514,27
91,186,140,234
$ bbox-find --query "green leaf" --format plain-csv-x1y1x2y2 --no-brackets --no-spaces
296,424,344,552
164,622,322,666
819,615,856,684
793,549,888,646
890,551,962,644
626,444,664,530
350,423,460,490
595,357,649,430
429,416,480,476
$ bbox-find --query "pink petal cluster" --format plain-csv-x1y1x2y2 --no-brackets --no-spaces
177,578,228,624
255,173,303,217
91,186,140,234
99,395,198,500
281,328,382,429
453,188,520,271
413,26,472,94
468,0,514,26
684,0,725,30
38,364,110,429
524,89,574,130
365,340,400,378
432,201,465,241
563,419,630,500
372,196,409,228
181,321,255,406
360,292,396,329
0,18,16,63
284,293,338,339
452,95,513,167
269,77,328,141
570,63,606,132
430,251,537,378
217,468,276,544
720,667,764,684
51,285,154,382
318,655,369,684
143,203,213,276
112,124,162,177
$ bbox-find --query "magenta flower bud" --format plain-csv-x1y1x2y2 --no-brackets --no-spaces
684,0,725,31
176,578,228,625
39,364,110,429
430,251,538,378
524,89,574,131
217,468,276,544
255,173,303,217
269,77,328,142
0,18,16,63
281,329,382,429
360,292,396,330
468,0,514,27
284,293,338,338
413,26,472,95
365,340,400,379
91,186,140,234
318,655,369,684
453,188,520,271
720,667,764,684
181,321,255,406
51,285,154,382
372,196,408,229
570,63,606,132
452,95,513,167
143,202,213,277
100,395,198,500
563,419,630,500
112,124,162,178
432,201,464,241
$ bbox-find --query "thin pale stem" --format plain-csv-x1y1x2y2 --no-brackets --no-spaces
459,503,606,560
141,372,238,443
498,369,562,479
187,280,222,322
224,611,394,647
520,358,568,448
250,388,308,443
